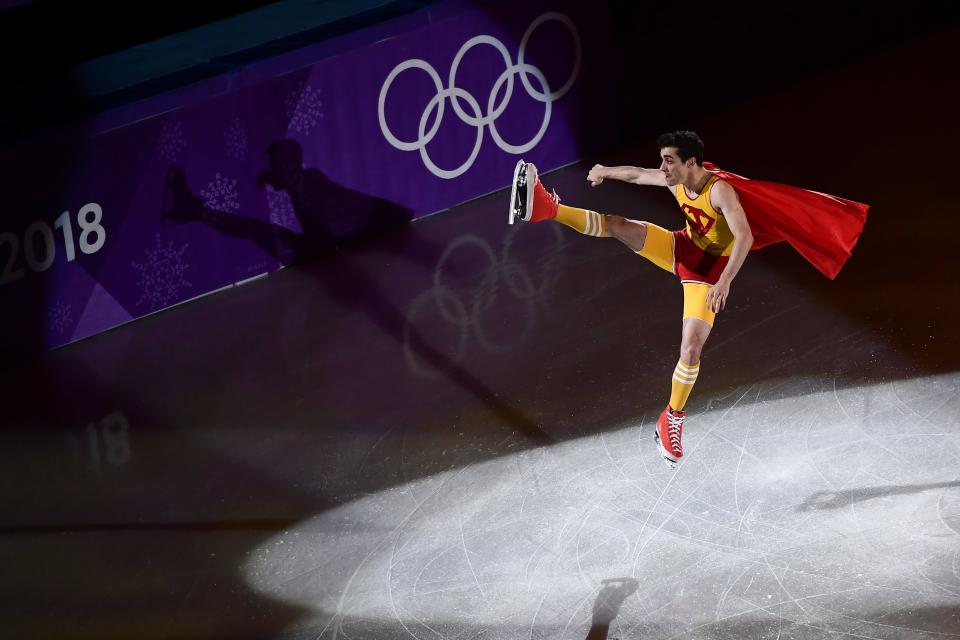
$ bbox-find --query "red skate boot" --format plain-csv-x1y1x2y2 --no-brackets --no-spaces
654,405,685,469
509,160,559,224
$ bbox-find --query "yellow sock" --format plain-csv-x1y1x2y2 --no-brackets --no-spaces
555,204,605,237
669,359,699,411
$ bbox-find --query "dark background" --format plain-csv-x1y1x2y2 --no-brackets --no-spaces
1,0,958,144
1,2,959,638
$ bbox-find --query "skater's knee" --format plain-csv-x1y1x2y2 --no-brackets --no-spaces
680,343,703,365
605,215,625,237
607,217,647,251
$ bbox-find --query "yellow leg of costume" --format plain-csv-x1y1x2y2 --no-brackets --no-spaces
554,204,605,237
669,359,700,410
681,282,716,326
670,283,715,410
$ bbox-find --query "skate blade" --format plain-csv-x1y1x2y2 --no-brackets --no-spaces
509,159,525,225
660,456,678,470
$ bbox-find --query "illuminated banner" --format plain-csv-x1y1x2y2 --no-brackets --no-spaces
0,0,613,357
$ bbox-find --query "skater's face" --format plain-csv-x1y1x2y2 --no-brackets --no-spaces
659,147,696,187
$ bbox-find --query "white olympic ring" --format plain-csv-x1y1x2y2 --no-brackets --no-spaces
378,12,581,179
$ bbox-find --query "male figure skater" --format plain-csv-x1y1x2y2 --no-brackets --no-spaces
509,130,868,468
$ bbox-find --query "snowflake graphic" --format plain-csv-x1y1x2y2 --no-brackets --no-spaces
266,185,300,231
157,120,187,162
224,117,248,161
199,172,240,213
48,300,73,335
285,81,324,136
132,234,192,310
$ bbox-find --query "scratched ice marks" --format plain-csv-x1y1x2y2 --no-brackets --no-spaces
244,371,960,639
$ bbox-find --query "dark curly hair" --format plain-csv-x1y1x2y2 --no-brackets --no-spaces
656,130,704,166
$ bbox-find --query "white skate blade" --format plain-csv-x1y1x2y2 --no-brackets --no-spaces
509,159,524,225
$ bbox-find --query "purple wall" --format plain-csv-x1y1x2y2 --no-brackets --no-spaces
0,0,615,357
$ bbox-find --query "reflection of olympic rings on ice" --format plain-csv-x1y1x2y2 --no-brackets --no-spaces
403,223,566,378
378,12,581,179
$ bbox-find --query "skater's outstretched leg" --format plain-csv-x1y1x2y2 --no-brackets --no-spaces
510,160,652,251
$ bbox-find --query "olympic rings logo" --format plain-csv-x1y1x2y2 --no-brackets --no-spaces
403,223,566,379
378,12,581,179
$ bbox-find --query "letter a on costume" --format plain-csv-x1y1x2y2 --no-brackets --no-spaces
682,204,715,235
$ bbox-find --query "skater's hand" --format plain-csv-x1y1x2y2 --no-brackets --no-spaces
587,164,606,187
706,279,730,313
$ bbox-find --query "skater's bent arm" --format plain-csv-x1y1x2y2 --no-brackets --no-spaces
706,181,754,312
588,164,667,187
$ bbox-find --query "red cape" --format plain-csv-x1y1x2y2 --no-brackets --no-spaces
704,162,869,279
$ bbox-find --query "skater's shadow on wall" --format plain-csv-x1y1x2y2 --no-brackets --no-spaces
162,142,551,445
163,138,415,264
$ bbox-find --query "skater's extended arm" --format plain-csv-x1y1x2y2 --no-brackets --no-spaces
587,164,667,188
706,180,754,313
